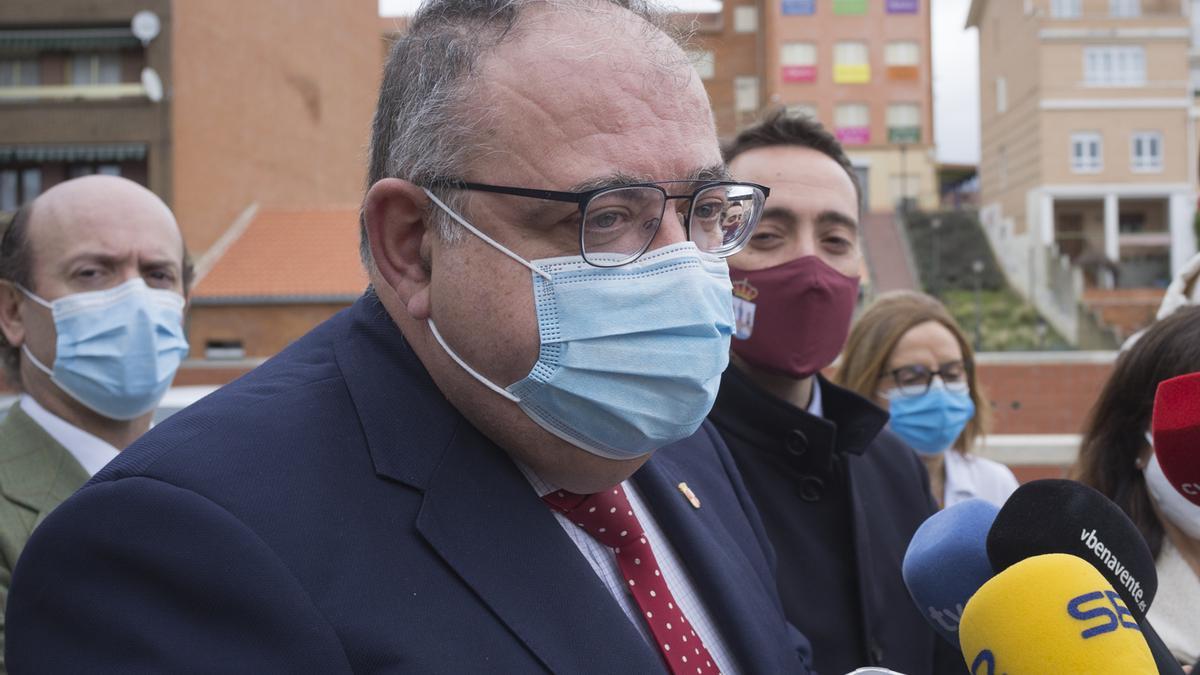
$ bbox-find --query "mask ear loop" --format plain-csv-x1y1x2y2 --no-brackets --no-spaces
422,189,552,281
12,284,57,377
427,319,521,404
13,284,53,310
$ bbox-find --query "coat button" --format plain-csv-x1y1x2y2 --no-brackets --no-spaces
797,475,824,502
785,429,808,457
868,644,884,665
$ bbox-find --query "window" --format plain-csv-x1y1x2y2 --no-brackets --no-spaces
1084,47,1145,86
782,0,816,15
835,103,870,145
70,53,121,86
1051,0,1081,17
834,41,871,84
1071,133,1103,173
833,0,869,14
786,103,818,120
781,42,818,83
734,76,759,113
886,0,919,13
733,6,758,33
0,59,39,87
0,168,41,212
1131,131,1162,172
1110,0,1140,17
995,76,1007,114
885,42,919,66
887,103,921,143
68,164,122,179
688,50,714,80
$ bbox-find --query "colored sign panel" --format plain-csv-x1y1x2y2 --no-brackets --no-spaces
836,126,871,145
887,0,919,13
782,65,817,83
888,126,921,143
833,0,868,15
782,0,816,14
833,64,871,84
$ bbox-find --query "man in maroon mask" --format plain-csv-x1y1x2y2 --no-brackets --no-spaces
708,110,963,675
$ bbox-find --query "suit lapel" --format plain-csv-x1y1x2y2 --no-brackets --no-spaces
634,453,784,672
416,422,663,674
333,295,662,673
0,404,90,527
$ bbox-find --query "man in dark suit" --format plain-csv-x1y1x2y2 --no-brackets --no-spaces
707,110,964,675
6,2,812,672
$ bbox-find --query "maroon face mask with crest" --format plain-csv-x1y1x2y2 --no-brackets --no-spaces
729,256,860,379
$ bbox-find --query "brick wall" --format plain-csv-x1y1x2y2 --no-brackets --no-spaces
171,0,381,255
187,302,352,359
975,357,1115,435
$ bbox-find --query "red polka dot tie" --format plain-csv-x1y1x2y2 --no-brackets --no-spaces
543,485,720,675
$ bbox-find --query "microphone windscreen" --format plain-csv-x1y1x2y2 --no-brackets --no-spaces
901,498,998,647
986,479,1156,619
959,553,1156,674
1153,371,1200,506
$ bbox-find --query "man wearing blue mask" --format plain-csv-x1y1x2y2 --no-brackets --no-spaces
707,111,963,675
6,3,813,673
0,174,191,670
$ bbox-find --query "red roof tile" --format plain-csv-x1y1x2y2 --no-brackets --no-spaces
194,207,368,301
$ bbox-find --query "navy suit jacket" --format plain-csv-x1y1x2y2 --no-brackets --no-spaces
6,292,811,674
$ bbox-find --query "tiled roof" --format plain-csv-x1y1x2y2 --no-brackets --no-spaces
193,207,368,301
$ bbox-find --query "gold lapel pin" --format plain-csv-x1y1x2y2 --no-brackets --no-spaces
677,482,700,509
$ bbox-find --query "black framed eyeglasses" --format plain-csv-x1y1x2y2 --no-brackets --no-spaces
429,179,769,268
884,361,970,397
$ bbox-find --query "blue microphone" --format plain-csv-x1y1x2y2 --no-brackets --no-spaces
901,498,999,647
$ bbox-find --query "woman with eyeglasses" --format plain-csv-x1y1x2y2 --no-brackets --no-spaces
835,290,1017,509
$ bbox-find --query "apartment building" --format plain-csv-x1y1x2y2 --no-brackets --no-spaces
688,0,937,212
967,0,1200,343
0,0,379,256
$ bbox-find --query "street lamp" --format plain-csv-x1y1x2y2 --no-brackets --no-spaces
971,259,985,351
930,217,943,297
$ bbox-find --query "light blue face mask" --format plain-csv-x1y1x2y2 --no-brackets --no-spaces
884,380,976,455
21,278,189,421
424,189,735,460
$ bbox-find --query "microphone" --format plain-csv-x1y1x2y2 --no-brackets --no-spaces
987,479,1156,618
901,498,998,647
959,553,1156,674
1152,371,1200,506
987,479,1183,675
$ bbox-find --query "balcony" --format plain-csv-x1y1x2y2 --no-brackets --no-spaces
0,82,148,103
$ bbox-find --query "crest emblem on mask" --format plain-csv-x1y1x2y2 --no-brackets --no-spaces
732,278,758,340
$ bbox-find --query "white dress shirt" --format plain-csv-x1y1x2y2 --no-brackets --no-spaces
519,464,738,674
943,449,1019,509
20,394,120,477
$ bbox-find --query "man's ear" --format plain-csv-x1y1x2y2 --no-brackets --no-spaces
0,281,26,350
364,179,434,320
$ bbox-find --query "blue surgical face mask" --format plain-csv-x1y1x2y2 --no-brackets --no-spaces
20,278,189,421
424,189,735,460
884,380,976,455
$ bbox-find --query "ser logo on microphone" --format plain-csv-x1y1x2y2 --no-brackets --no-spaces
1182,482,1200,496
1067,590,1141,639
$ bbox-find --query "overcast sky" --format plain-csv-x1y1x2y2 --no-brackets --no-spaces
379,0,981,164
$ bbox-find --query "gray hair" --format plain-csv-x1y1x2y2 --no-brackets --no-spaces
361,0,683,268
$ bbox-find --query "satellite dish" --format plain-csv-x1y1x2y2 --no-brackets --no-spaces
141,67,163,102
131,11,161,45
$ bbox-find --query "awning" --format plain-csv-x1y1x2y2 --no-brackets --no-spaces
0,143,147,164
0,28,140,53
